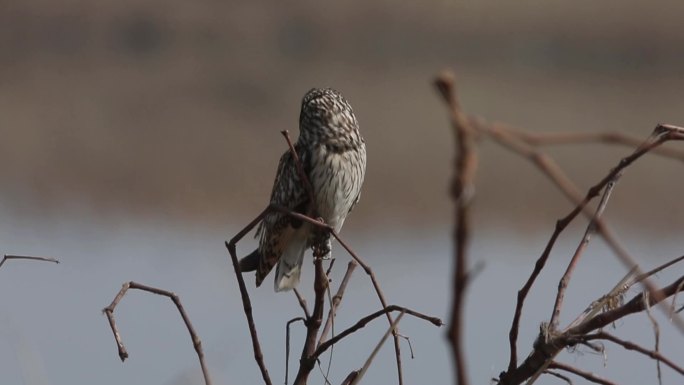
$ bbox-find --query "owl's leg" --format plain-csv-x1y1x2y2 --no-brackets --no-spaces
319,238,332,260
311,227,332,259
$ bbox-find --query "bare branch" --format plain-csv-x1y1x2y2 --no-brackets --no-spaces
505,123,684,372
547,362,615,385
314,305,442,360
499,274,684,385
293,258,328,385
293,288,311,320
341,371,359,385
630,255,684,287
281,130,315,214
643,295,663,385
266,203,407,384
573,275,684,335
351,311,406,385
543,370,573,385
549,176,620,330
225,206,274,385
319,261,357,346
583,331,684,376
102,281,212,385
490,122,684,163
435,70,477,385
0,254,59,269
286,317,306,385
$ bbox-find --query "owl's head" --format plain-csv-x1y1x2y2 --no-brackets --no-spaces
299,88,360,144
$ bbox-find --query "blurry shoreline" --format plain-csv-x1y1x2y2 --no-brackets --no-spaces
1,1,683,232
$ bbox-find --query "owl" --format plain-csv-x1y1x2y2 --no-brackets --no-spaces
239,88,366,291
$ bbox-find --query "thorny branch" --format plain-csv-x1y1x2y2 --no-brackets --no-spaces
434,71,477,385
102,281,212,385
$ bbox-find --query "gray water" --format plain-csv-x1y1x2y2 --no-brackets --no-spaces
0,208,682,385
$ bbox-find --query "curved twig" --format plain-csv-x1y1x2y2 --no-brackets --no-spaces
102,281,212,385
0,254,59,269
583,331,684,376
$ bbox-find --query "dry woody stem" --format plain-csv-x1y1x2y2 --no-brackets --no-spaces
434,71,477,385
102,281,212,385
435,68,684,385
0,254,59,269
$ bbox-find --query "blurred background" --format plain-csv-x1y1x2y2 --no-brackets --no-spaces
0,1,683,384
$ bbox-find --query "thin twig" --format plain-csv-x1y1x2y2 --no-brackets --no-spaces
397,333,415,359
328,230,406,384
293,258,328,385
643,294,663,385
314,305,443,359
435,70,477,385
102,281,212,385
583,331,684,376
568,275,684,330
547,362,615,385
672,280,684,317
325,258,336,277
351,311,406,385
293,288,311,320
281,130,315,214
630,255,684,287
225,205,274,385
319,261,357,346
315,360,333,385
549,176,620,330
0,254,59,269
571,276,684,333
491,122,684,162
543,370,573,384
341,371,359,385
286,317,306,385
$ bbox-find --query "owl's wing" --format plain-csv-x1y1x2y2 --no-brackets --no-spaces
253,147,310,286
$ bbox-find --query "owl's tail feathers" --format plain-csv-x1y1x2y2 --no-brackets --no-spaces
274,230,308,292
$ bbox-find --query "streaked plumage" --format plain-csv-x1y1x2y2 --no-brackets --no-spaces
239,88,366,291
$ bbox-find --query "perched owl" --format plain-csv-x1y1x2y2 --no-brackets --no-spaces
239,88,366,291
